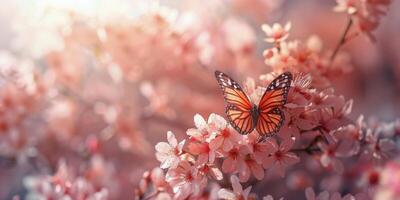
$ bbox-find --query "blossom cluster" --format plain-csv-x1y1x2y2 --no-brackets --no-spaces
24,159,110,200
0,0,399,200
334,0,392,40
140,3,399,200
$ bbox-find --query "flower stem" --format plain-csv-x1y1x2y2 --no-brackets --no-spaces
330,17,353,63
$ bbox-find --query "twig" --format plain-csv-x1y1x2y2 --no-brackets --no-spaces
291,135,323,155
330,17,353,63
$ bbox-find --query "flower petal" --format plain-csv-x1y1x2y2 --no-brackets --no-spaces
218,189,236,200
167,131,177,147
230,175,243,193
155,142,172,153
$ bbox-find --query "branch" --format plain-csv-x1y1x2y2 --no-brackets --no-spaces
330,17,354,63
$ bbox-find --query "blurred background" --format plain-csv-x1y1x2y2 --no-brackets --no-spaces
0,0,399,199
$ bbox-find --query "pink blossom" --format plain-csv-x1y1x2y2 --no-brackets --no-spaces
318,141,346,173
246,132,276,164
166,161,207,200
198,163,223,181
305,187,356,200
262,22,291,43
187,114,227,143
187,140,216,165
155,131,185,169
237,152,265,182
363,129,395,162
209,127,242,153
263,195,284,200
334,0,393,40
222,147,244,174
334,115,365,156
334,0,358,14
218,175,252,200
24,160,109,200
375,161,400,199
263,137,300,177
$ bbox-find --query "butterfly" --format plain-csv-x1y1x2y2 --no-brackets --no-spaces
215,71,292,137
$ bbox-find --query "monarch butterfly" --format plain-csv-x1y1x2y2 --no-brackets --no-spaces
215,71,292,137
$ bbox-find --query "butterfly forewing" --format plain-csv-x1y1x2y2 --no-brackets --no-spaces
215,71,255,135
256,108,285,136
258,72,292,112
256,72,292,136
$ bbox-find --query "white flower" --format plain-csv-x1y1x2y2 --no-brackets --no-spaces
155,131,185,169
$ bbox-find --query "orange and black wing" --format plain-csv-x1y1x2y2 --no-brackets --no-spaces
215,70,255,135
256,72,292,136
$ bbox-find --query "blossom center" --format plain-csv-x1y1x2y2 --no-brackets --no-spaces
185,172,194,182
221,129,230,138
368,171,380,186
229,150,239,160
275,151,283,160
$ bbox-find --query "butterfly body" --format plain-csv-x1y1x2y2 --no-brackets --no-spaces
215,71,292,137
251,105,260,127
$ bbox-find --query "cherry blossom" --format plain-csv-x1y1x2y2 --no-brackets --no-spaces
221,147,244,174
318,141,346,173
24,160,109,200
0,1,398,199
262,22,291,43
375,161,400,200
262,137,300,177
237,153,265,182
305,187,356,200
166,161,207,199
155,131,186,169
363,129,396,162
218,175,252,200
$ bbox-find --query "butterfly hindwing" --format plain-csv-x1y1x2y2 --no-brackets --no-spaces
256,72,292,136
256,107,285,137
215,71,255,134
226,105,255,135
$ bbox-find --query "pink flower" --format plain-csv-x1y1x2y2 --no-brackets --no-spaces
263,195,284,200
305,187,355,200
209,127,242,152
262,22,291,43
334,0,358,14
187,114,228,143
187,141,216,165
150,167,170,191
359,168,381,188
166,161,207,200
198,163,223,181
363,129,395,162
237,148,265,182
334,115,365,156
24,160,109,200
318,141,346,174
136,167,172,199
186,114,210,142
246,132,276,164
218,175,252,200
222,147,243,174
155,131,185,169
262,137,300,177
375,161,400,199
333,0,392,41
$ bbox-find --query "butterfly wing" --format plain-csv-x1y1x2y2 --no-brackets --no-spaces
256,72,292,136
215,71,255,135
